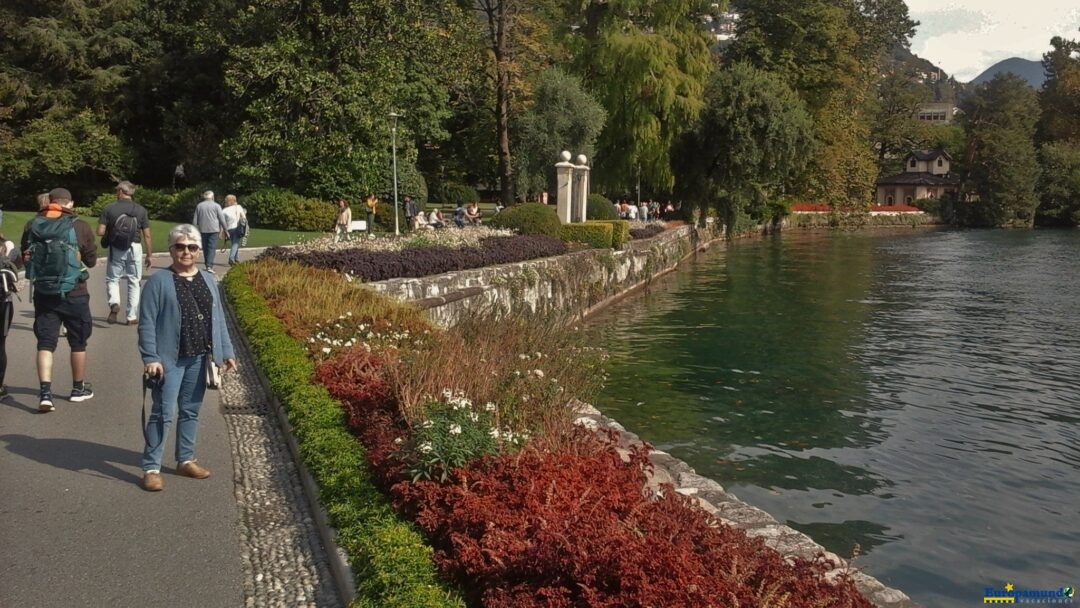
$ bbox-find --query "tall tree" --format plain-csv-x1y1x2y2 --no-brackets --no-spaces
563,0,716,192
512,68,605,201
1038,33,1080,144
960,73,1041,227
0,0,146,202
1037,140,1080,226
871,69,931,170
673,62,815,232
222,0,471,199
728,0,916,208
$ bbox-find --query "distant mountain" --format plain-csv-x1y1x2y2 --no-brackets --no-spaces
887,45,963,103
969,58,1045,88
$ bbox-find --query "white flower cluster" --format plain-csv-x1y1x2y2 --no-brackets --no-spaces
308,316,416,358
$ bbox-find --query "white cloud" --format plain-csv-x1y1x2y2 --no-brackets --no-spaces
907,1,1080,81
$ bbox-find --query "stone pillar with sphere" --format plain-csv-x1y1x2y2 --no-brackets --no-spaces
572,154,590,223
555,151,575,223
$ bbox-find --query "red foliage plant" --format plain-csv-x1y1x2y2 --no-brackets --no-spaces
315,346,410,484
392,441,873,608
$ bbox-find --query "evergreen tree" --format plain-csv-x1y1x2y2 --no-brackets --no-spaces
960,74,1041,227
512,69,605,201
673,62,815,232
0,0,146,202
221,0,472,199
1038,33,1080,144
1037,141,1080,226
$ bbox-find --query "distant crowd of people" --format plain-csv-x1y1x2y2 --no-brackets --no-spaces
334,195,492,240
614,199,677,222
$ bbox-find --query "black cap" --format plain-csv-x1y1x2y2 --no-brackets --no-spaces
48,187,72,201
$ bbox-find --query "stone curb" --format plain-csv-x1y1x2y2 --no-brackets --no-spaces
222,295,357,606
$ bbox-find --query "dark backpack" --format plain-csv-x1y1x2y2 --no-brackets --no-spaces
27,214,87,297
107,210,140,250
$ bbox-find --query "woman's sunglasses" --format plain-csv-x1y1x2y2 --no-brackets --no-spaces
171,243,201,253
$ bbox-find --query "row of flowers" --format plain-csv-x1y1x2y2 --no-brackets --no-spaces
233,257,874,607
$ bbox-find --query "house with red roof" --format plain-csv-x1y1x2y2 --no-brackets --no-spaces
875,149,960,206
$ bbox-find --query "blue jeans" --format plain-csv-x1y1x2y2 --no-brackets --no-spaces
227,227,242,264
200,232,219,270
105,244,143,322
142,354,208,471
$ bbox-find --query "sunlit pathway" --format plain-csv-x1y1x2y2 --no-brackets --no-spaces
0,245,339,607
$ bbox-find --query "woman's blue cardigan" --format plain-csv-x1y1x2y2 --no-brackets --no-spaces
138,268,235,369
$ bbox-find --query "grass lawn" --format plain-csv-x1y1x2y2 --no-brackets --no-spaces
2,210,325,253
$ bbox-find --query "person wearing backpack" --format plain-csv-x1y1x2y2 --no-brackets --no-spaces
97,181,152,325
20,188,98,412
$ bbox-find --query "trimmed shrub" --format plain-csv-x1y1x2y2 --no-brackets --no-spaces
137,188,177,220
245,188,303,229
72,206,95,217
559,222,613,249
912,197,940,214
427,182,478,209
288,197,337,232
264,235,568,282
586,193,618,220
372,201,398,232
89,192,115,216
585,219,630,248
222,266,464,608
488,203,561,238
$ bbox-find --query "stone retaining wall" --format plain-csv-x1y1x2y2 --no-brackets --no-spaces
367,226,918,607
366,224,707,326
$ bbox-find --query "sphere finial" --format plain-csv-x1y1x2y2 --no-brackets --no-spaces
577,154,588,165
560,150,572,162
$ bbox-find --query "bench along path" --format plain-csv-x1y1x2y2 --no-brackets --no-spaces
0,246,339,608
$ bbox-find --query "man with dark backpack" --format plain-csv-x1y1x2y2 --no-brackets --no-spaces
97,181,152,325
21,188,98,412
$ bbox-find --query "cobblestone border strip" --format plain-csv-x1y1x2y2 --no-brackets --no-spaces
219,310,349,607
572,401,919,608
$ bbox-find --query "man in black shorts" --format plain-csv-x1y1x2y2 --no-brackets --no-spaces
21,188,99,412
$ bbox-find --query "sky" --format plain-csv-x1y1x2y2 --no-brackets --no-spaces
907,1,1080,81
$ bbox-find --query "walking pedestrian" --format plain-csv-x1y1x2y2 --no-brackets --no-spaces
221,195,247,266
21,188,98,412
138,224,236,492
335,199,352,242
0,236,19,398
97,181,152,325
364,194,378,233
191,191,228,273
404,195,417,231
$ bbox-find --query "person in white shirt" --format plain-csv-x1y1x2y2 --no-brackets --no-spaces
428,208,445,229
221,195,248,266
627,203,638,220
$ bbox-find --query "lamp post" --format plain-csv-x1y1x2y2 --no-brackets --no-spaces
390,111,402,236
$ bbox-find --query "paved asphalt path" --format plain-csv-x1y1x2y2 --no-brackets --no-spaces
0,246,260,608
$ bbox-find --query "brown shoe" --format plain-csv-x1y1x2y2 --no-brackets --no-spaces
142,471,163,492
177,460,211,479
107,303,119,324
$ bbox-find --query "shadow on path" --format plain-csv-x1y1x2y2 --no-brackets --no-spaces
0,434,142,484
0,392,39,414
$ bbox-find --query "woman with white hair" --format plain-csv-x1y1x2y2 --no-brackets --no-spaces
137,224,236,492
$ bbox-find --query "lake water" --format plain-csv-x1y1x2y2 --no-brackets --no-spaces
588,229,1080,607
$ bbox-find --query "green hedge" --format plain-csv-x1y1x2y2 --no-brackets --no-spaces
559,222,613,249
586,194,618,221
222,266,464,608
585,220,629,248
488,203,561,237
427,182,478,209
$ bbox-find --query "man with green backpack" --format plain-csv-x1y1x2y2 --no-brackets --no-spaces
21,188,99,412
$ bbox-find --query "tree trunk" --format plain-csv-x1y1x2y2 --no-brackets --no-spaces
483,0,515,207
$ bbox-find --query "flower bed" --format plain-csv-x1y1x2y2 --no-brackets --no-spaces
229,257,876,608
629,224,665,240
263,235,567,282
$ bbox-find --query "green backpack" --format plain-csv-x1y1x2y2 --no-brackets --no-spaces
27,214,88,297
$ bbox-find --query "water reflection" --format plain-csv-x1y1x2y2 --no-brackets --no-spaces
589,229,1080,607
